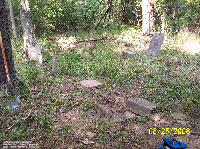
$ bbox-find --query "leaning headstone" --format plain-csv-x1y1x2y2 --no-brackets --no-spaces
123,50,137,58
126,98,156,117
146,33,165,57
80,80,102,87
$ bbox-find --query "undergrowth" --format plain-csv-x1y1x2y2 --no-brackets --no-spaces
0,26,199,148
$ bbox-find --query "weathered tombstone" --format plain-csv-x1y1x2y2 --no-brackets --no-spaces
146,33,165,57
126,98,156,117
35,43,42,65
123,50,137,58
52,56,57,73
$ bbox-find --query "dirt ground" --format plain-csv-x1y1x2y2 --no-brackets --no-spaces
51,78,200,149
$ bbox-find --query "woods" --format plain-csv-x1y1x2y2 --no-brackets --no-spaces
3,0,199,37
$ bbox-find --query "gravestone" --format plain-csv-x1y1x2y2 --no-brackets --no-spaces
123,50,137,58
146,33,165,57
126,98,156,117
36,44,42,65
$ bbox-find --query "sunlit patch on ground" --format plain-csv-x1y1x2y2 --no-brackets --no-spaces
57,36,77,50
183,41,200,55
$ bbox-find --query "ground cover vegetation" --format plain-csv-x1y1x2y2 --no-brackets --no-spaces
1,0,199,148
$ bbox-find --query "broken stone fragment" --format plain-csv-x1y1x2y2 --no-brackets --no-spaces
80,80,102,87
123,50,137,58
126,98,156,117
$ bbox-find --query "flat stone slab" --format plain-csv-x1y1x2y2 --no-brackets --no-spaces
146,33,165,57
123,50,137,58
126,98,156,117
80,80,102,87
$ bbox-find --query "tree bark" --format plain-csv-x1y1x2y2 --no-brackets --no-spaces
18,0,37,59
0,0,17,92
142,0,154,35
121,0,128,24
8,0,18,38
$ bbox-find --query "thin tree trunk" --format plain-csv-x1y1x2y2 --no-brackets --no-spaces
162,0,166,33
172,1,178,33
0,0,17,92
18,0,37,60
142,0,154,35
142,0,149,34
149,0,155,33
8,0,18,38
121,0,128,24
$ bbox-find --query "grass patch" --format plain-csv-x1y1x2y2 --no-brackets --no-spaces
0,26,199,148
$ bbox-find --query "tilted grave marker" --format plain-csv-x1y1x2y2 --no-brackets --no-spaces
146,33,165,57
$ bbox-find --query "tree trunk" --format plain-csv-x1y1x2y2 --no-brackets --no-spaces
18,0,37,60
8,0,18,38
161,0,166,33
172,1,178,33
0,0,17,92
121,0,128,24
142,0,154,35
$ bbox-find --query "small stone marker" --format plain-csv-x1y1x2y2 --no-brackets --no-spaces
80,80,102,87
126,98,156,117
36,43,42,65
123,50,137,58
146,33,165,57
52,56,57,73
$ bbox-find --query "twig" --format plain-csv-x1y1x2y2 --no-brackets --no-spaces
7,123,15,130
76,36,114,43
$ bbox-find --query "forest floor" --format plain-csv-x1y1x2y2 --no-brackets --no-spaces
1,26,200,148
